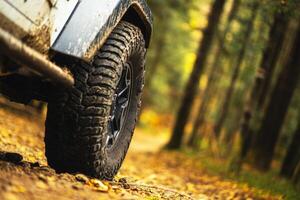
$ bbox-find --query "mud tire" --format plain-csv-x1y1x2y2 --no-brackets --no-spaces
45,21,146,180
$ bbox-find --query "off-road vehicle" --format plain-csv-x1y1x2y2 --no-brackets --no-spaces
0,0,152,180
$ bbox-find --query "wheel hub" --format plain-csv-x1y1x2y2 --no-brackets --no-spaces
106,63,132,148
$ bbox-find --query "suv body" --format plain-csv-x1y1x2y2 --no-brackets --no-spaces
0,0,152,179
0,0,152,59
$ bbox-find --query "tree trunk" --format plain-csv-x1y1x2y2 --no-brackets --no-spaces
214,2,259,138
187,0,241,148
256,12,289,110
280,115,300,178
292,163,300,188
252,22,300,171
223,19,265,147
141,31,167,111
235,11,289,167
166,0,227,149
223,99,245,145
145,33,166,88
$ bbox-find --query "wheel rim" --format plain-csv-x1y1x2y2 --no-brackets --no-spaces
106,62,132,148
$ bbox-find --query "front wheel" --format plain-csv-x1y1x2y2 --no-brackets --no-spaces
45,21,146,179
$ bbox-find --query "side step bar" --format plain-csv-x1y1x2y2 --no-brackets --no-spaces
0,28,74,88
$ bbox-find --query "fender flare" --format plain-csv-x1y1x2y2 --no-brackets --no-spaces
51,0,153,61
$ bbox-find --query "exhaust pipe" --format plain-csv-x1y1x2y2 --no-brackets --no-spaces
0,27,74,88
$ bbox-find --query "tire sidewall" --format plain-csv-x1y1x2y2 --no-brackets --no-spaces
45,21,146,179
106,47,145,167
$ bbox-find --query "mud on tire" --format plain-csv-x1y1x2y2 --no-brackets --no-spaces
45,21,146,180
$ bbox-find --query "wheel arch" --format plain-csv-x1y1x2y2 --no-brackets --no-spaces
50,0,153,62
122,4,152,48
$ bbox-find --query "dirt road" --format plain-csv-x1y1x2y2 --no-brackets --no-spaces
0,99,280,200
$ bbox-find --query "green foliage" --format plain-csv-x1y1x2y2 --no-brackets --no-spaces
180,147,300,199
196,153,300,200
145,0,209,113
142,0,300,191
277,86,300,157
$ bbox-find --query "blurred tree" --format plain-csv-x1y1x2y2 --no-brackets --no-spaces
144,32,167,89
141,0,195,113
213,2,259,138
187,0,242,149
293,165,300,189
252,21,300,171
141,1,172,109
166,0,227,149
222,17,268,149
141,23,168,110
256,12,290,110
145,0,191,73
280,112,300,179
236,8,289,169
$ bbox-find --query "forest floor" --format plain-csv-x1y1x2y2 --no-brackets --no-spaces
0,98,285,200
